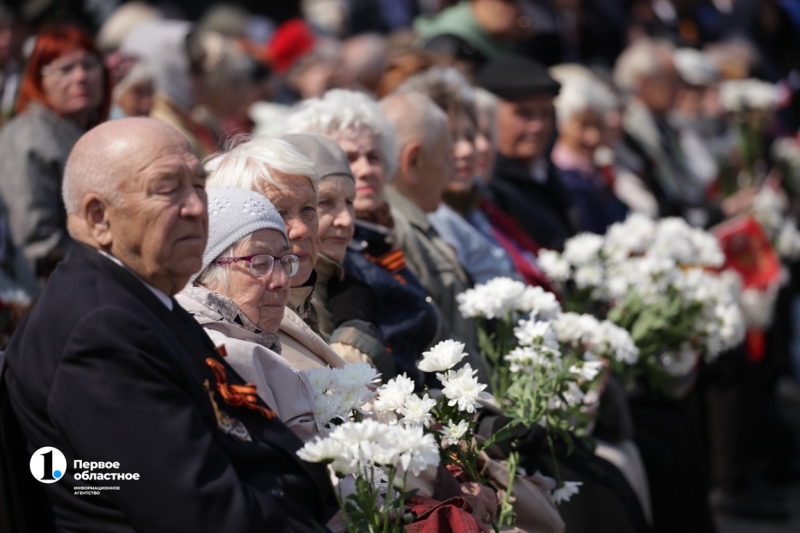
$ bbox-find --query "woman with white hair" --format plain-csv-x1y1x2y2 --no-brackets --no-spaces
551,75,627,234
284,89,440,389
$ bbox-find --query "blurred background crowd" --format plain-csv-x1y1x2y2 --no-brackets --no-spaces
1,0,800,531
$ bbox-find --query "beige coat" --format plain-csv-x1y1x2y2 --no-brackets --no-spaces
386,188,487,385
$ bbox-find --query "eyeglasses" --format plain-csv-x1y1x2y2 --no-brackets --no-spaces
214,253,300,278
41,56,102,79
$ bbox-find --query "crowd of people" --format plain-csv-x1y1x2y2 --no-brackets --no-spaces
1,0,800,532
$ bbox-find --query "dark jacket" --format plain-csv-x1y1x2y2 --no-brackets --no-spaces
489,154,579,251
344,221,440,388
2,243,333,533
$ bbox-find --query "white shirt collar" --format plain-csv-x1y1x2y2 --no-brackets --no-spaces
98,250,174,311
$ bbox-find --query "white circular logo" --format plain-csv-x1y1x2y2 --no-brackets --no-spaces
29,447,67,484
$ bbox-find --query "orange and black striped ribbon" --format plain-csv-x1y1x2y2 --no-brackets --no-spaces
366,248,407,285
205,358,276,419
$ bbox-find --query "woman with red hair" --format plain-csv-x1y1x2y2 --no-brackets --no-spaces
0,25,110,281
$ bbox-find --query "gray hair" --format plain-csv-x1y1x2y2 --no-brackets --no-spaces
194,234,252,291
283,89,399,180
205,136,320,193
474,87,498,143
194,233,253,292
379,92,449,159
613,38,675,95
393,66,477,126
554,77,617,125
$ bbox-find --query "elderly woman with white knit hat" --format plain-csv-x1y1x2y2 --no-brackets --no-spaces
176,186,328,441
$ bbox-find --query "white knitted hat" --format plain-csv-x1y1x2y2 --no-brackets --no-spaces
199,187,288,277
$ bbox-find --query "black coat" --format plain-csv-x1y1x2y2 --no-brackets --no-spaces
488,154,579,251
2,243,334,533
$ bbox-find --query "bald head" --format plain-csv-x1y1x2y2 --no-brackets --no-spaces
63,118,192,218
380,92,448,157
380,92,452,212
64,117,208,295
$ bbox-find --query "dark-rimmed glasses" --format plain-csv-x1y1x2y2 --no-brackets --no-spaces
214,253,300,278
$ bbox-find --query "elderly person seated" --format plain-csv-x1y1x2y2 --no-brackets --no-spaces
1,118,334,532
379,90,487,385
550,73,627,234
176,187,323,440
204,137,345,372
283,89,441,388
393,66,521,285
281,133,396,380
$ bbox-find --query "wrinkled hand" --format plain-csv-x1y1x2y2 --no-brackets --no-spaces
460,482,498,526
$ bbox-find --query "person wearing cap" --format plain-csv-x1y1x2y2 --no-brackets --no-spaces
174,186,326,440
477,55,579,251
281,133,397,380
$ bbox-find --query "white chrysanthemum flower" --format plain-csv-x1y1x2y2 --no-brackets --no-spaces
538,249,571,282
305,366,335,396
517,285,562,319
373,374,415,413
574,263,604,289
334,362,381,391
297,433,346,464
569,360,603,381
563,233,605,266
398,393,436,427
438,364,490,413
514,319,560,350
588,320,639,364
441,419,470,446
552,481,583,504
603,213,655,259
394,427,440,476
419,339,468,372
504,346,560,373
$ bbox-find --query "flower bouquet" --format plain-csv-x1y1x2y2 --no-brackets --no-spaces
297,419,440,533
538,215,746,392
456,277,640,506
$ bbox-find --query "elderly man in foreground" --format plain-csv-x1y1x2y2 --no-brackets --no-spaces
1,118,333,533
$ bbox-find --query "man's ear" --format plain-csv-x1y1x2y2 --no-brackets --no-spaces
81,194,114,248
399,141,422,185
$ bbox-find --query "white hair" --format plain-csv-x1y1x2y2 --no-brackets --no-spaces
613,39,675,95
283,89,399,180
554,78,617,125
205,136,320,193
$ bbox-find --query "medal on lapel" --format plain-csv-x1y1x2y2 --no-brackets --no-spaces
203,379,252,442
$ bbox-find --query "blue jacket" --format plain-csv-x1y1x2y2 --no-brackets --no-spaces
344,222,440,388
